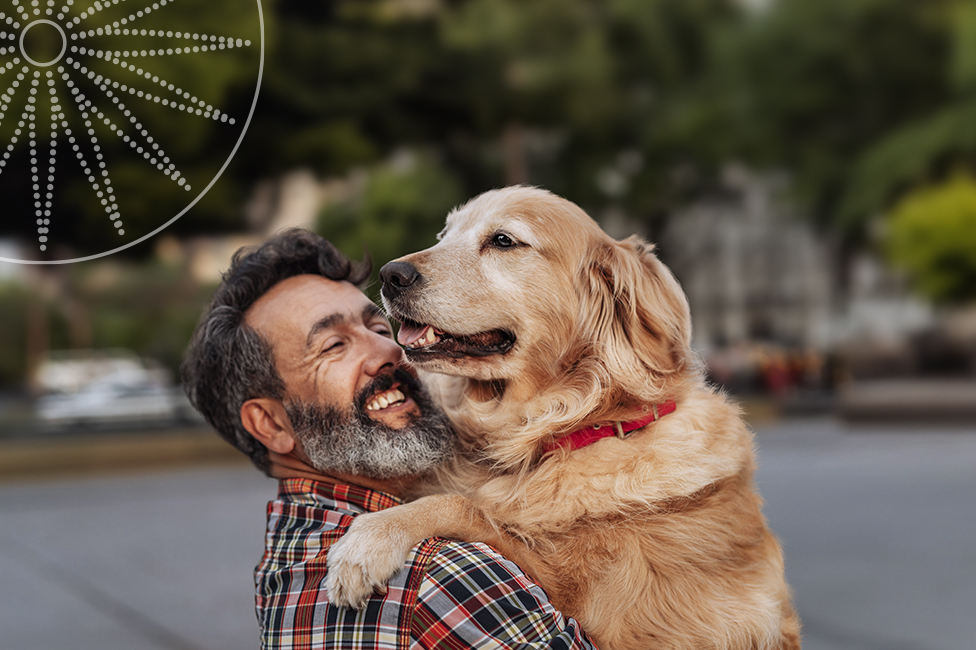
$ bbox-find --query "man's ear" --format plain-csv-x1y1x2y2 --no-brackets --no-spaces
240,398,296,454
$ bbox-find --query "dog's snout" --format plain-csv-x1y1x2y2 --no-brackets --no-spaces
380,261,421,293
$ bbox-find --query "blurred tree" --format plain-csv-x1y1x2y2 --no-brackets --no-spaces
840,1,976,234
640,0,976,310
0,286,35,388
0,263,212,390
0,0,266,255
675,0,957,240
242,0,739,247
886,173,976,304
316,153,464,300
16,0,971,271
240,0,459,178
0,285,72,390
437,0,739,230
83,268,213,375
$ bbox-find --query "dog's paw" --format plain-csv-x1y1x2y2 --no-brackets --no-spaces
326,512,414,609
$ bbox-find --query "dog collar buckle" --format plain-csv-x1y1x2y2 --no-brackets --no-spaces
614,421,628,439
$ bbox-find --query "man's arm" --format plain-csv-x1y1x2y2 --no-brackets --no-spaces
410,539,597,650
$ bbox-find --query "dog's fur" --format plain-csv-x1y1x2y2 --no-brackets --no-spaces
326,187,801,650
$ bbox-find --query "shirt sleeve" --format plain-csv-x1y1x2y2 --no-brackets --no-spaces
409,539,598,650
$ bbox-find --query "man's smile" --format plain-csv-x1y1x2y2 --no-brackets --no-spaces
365,387,407,412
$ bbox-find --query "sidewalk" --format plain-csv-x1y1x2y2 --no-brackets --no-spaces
838,378,976,421
0,427,247,482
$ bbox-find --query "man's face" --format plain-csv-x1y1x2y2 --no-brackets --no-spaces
245,274,453,478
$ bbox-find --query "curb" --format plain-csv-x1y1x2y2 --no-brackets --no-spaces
0,427,249,482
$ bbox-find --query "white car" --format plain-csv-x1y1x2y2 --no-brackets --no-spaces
36,369,195,428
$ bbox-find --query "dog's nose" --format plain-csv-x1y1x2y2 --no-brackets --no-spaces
380,261,421,293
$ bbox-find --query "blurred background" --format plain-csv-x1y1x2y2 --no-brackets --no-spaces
1,1,975,649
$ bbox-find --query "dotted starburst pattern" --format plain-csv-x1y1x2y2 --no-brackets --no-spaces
0,0,262,263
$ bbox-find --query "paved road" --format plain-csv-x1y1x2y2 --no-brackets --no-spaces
0,466,273,650
1,417,974,650
754,418,976,650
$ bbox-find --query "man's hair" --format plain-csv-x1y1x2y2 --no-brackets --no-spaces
181,229,372,474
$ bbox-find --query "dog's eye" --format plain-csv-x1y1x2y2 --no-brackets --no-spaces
491,233,516,248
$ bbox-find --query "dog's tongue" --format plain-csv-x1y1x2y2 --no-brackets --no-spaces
397,322,430,346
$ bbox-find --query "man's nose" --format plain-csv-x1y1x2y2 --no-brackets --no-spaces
364,328,405,375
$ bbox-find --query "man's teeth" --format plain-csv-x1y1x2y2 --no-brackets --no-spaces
407,326,440,349
365,389,406,412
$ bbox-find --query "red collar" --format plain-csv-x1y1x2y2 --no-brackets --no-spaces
543,401,677,454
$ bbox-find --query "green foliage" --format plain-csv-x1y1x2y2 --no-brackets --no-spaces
246,0,452,177
444,0,618,127
840,99,976,229
833,0,976,236
0,285,32,388
236,0,976,265
0,285,72,389
0,0,267,254
680,0,956,232
950,1,976,94
75,264,214,375
0,263,214,389
886,173,976,303
243,0,737,227
315,154,464,300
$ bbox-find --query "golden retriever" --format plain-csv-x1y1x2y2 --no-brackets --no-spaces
326,186,801,650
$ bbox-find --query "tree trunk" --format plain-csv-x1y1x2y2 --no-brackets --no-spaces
503,122,528,186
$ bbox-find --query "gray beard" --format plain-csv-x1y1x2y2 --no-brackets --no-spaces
284,377,456,480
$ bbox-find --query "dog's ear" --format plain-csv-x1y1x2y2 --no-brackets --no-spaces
577,235,692,396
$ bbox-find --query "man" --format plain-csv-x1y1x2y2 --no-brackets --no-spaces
182,229,596,650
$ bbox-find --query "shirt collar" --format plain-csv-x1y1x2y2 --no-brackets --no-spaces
277,478,402,514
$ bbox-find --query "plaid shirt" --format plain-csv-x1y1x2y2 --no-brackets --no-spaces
255,478,597,650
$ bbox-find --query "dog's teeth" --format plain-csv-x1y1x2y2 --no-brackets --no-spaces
405,326,440,349
377,396,389,408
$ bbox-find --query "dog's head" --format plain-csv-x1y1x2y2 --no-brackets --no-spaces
381,187,694,453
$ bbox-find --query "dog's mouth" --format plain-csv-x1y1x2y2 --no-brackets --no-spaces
396,318,515,359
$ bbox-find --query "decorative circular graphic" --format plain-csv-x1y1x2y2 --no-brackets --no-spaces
0,0,263,264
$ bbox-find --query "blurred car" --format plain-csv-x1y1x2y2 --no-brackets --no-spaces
34,351,202,429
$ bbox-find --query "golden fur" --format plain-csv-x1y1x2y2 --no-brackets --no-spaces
326,186,801,650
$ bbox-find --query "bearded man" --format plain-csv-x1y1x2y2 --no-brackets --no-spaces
182,229,595,650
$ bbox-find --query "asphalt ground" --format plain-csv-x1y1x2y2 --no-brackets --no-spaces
1,417,974,650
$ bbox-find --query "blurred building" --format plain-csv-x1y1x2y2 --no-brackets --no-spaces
163,168,360,285
663,165,945,353
663,165,834,352
660,165,976,404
